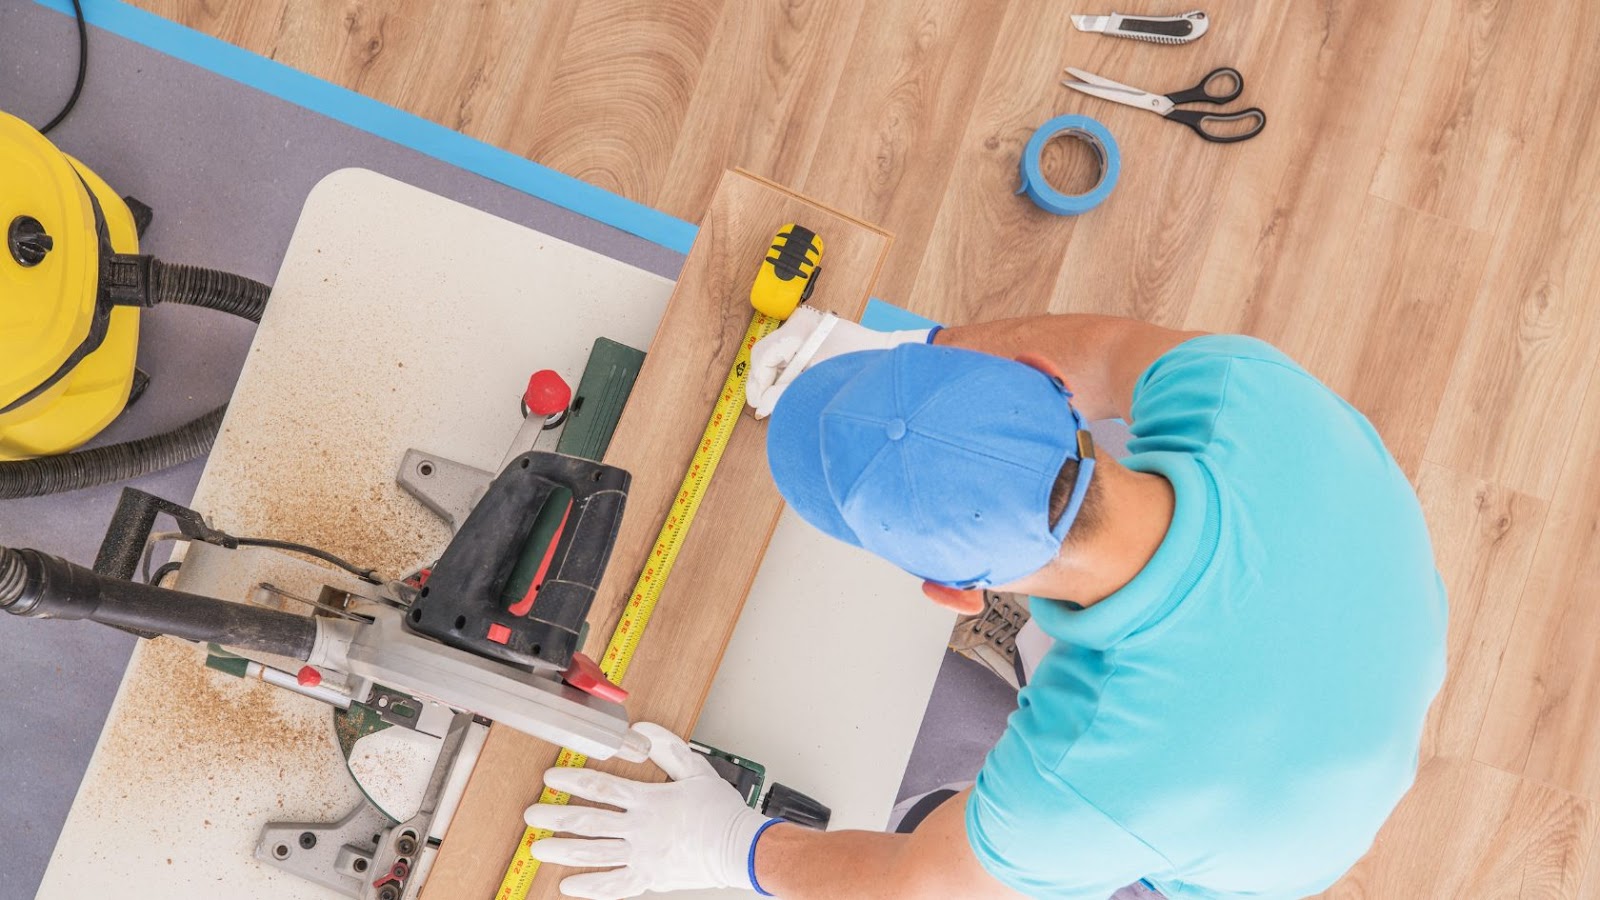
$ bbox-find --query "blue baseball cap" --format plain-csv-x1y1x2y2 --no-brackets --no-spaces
766,342,1096,589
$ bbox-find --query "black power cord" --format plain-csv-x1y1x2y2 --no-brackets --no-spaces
149,560,182,587
231,538,382,584
145,541,377,588
39,0,88,134
137,532,382,586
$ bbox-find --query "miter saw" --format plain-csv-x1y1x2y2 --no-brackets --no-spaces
0,422,649,899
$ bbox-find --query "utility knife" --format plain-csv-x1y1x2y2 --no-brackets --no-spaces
1070,10,1209,44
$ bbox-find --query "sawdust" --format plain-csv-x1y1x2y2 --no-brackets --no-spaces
94,638,332,787
347,744,415,786
191,224,469,581
333,705,372,753
202,260,455,580
65,631,358,892
347,740,434,820
338,717,449,822
80,344,454,823
215,419,449,581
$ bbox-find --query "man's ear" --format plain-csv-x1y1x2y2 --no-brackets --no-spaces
922,581,986,615
1015,352,1070,390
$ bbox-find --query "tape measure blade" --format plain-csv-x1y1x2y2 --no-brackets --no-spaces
595,312,778,688
499,312,779,900
497,750,589,898
496,826,546,900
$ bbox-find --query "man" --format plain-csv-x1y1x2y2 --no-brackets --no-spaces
526,311,1447,900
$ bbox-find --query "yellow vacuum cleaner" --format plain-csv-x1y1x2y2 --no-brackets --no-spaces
0,109,270,499
2,107,141,459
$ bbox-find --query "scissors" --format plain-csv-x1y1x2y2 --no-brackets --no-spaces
1062,66,1266,143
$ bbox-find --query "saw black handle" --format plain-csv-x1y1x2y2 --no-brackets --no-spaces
405,452,630,672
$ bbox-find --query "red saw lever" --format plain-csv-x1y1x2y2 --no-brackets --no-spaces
563,652,628,703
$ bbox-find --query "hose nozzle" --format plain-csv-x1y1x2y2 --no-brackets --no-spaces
0,547,26,608
0,546,318,658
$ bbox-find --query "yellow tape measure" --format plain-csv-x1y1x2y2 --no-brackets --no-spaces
495,310,784,900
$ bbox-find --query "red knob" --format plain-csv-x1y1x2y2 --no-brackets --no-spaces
297,666,323,688
562,652,628,704
523,370,572,418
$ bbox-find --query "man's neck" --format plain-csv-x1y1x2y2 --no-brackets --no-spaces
1035,460,1175,607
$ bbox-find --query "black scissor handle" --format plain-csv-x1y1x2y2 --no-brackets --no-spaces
1166,67,1244,105
1166,107,1266,143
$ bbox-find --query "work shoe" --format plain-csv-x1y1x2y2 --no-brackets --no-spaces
949,591,1029,689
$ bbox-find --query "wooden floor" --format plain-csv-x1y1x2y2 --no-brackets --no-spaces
133,0,1600,896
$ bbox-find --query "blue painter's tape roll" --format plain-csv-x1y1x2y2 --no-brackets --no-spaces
1017,115,1120,215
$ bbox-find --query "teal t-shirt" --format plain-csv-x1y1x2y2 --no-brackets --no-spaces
966,335,1447,899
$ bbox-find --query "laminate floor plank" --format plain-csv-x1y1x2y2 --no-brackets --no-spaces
1420,13,1600,498
1184,0,1432,345
516,0,728,208
128,0,292,52
1288,199,1490,479
1316,758,1596,900
796,0,1010,308
384,0,576,144
1580,829,1600,900
1370,0,1565,233
268,0,432,107
652,0,865,220
1411,462,1546,763
1476,355,1600,800
898,0,1083,325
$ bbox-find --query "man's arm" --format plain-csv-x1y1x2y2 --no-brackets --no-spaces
934,315,1203,422
755,789,1025,900
527,726,1027,900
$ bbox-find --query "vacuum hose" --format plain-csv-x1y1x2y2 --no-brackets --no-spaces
0,545,319,660
149,260,270,324
0,406,225,500
0,262,270,499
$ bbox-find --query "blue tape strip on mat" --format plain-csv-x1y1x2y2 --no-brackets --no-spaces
861,298,938,332
32,0,697,254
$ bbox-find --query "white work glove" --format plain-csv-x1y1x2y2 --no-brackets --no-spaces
746,306,935,418
527,722,779,899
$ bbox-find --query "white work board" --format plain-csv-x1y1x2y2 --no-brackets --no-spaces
39,169,952,899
